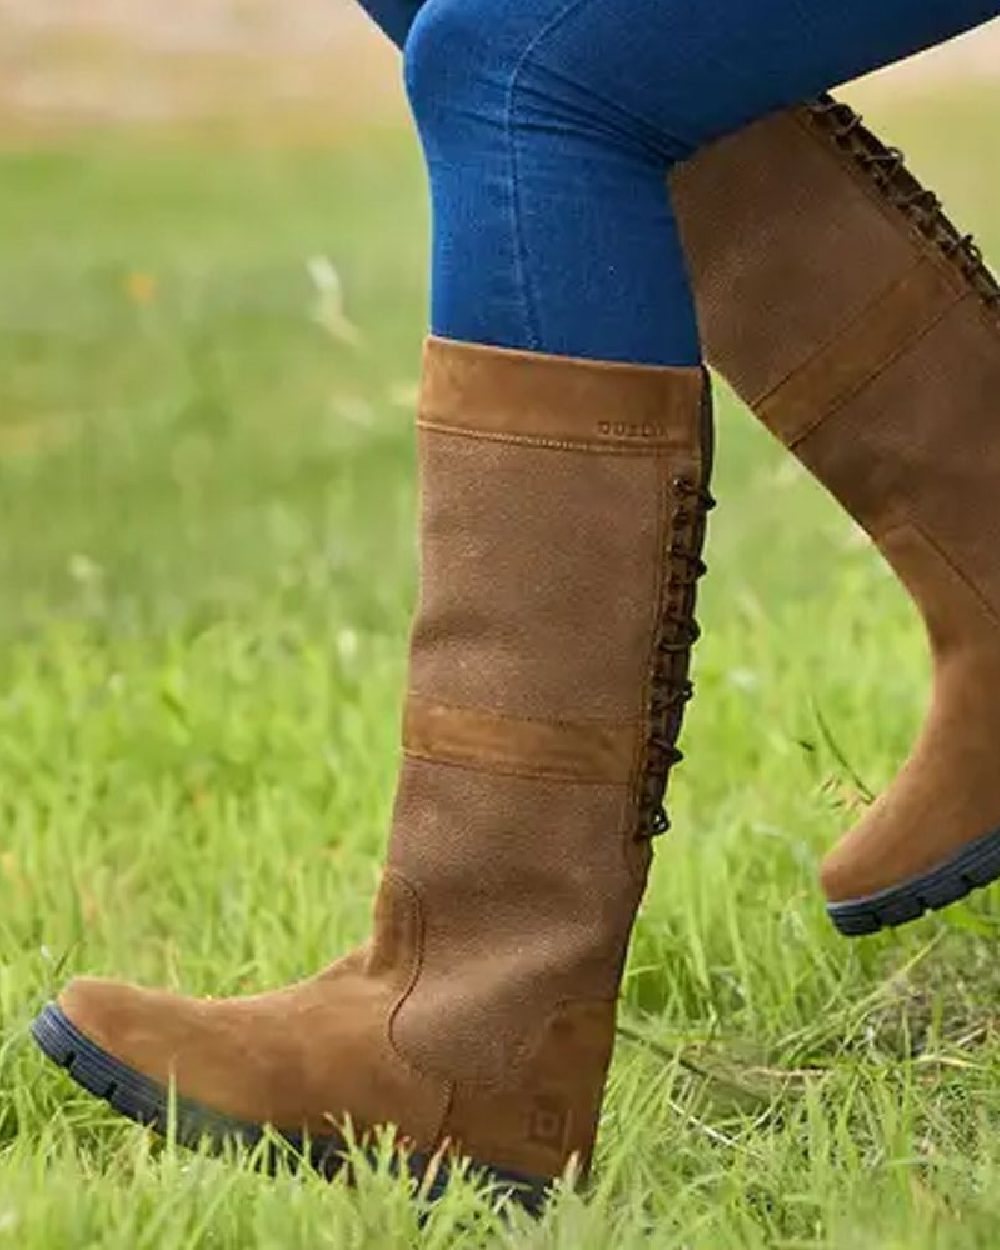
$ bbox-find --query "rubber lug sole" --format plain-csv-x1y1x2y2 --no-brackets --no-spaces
31,1002,551,1215
827,824,1000,936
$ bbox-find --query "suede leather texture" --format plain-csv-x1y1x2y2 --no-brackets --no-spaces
59,338,711,1183
674,103,1000,903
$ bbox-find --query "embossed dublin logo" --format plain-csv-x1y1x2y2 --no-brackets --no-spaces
597,420,666,439
527,1096,570,1150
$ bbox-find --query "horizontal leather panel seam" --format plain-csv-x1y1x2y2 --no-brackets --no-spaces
787,288,974,452
403,748,635,786
404,698,640,784
730,108,926,413
406,697,641,732
747,252,947,414
759,258,967,447
418,417,691,457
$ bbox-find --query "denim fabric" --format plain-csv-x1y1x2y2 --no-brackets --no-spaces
359,0,999,365
355,0,421,47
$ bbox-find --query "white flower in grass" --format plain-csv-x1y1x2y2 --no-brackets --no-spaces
308,255,362,346
68,553,103,585
727,667,760,691
337,628,359,664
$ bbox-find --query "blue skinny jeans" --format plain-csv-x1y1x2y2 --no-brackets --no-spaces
361,1,998,366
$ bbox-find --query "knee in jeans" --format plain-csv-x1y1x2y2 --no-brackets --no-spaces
405,0,674,167
403,0,497,144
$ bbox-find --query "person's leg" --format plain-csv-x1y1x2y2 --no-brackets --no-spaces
353,0,1000,938
33,2,719,1205
353,0,420,47
676,90,1000,936
35,357,713,1212
405,0,996,366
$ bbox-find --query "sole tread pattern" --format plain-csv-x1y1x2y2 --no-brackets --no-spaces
828,824,1000,936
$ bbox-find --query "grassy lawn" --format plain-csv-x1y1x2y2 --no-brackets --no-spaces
1,90,999,1248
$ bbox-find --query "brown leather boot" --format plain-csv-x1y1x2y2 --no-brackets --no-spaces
674,95,1000,936
33,338,714,1208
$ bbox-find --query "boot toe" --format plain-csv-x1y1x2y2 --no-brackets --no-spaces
53,976,312,1129
57,976,195,1087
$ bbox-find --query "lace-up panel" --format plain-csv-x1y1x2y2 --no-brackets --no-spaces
636,456,716,842
806,96,1000,317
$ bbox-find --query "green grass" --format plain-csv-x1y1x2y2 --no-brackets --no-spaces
1,91,999,1248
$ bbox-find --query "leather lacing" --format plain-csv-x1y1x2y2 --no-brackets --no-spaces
807,95,1000,314
636,475,716,841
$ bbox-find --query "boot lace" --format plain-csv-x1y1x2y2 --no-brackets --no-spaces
806,95,1000,313
637,476,716,841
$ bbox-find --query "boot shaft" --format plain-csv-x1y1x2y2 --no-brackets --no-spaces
674,98,1000,930
676,98,1000,616
386,338,714,1090
42,340,717,1195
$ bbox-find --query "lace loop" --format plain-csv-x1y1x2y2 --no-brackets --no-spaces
636,474,713,841
807,95,1000,313
673,476,717,511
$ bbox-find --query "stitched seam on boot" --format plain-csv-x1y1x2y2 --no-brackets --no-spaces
417,419,682,456
406,696,642,730
403,700,641,785
382,879,618,1101
735,107,935,411
878,519,1000,632
784,291,975,452
402,748,635,786
742,101,991,416
750,260,967,430
782,104,1000,350
448,996,618,1094
381,869,456,1126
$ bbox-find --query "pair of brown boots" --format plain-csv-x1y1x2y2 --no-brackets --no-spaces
32,97,1000,1211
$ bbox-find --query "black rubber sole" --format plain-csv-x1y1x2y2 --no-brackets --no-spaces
31,1003,551,1215
827,824,1000,937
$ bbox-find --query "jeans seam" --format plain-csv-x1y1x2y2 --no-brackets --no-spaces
504,0,609,354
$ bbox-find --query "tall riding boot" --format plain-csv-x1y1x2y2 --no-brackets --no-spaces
674,96,1000,936
33,338,714,1207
